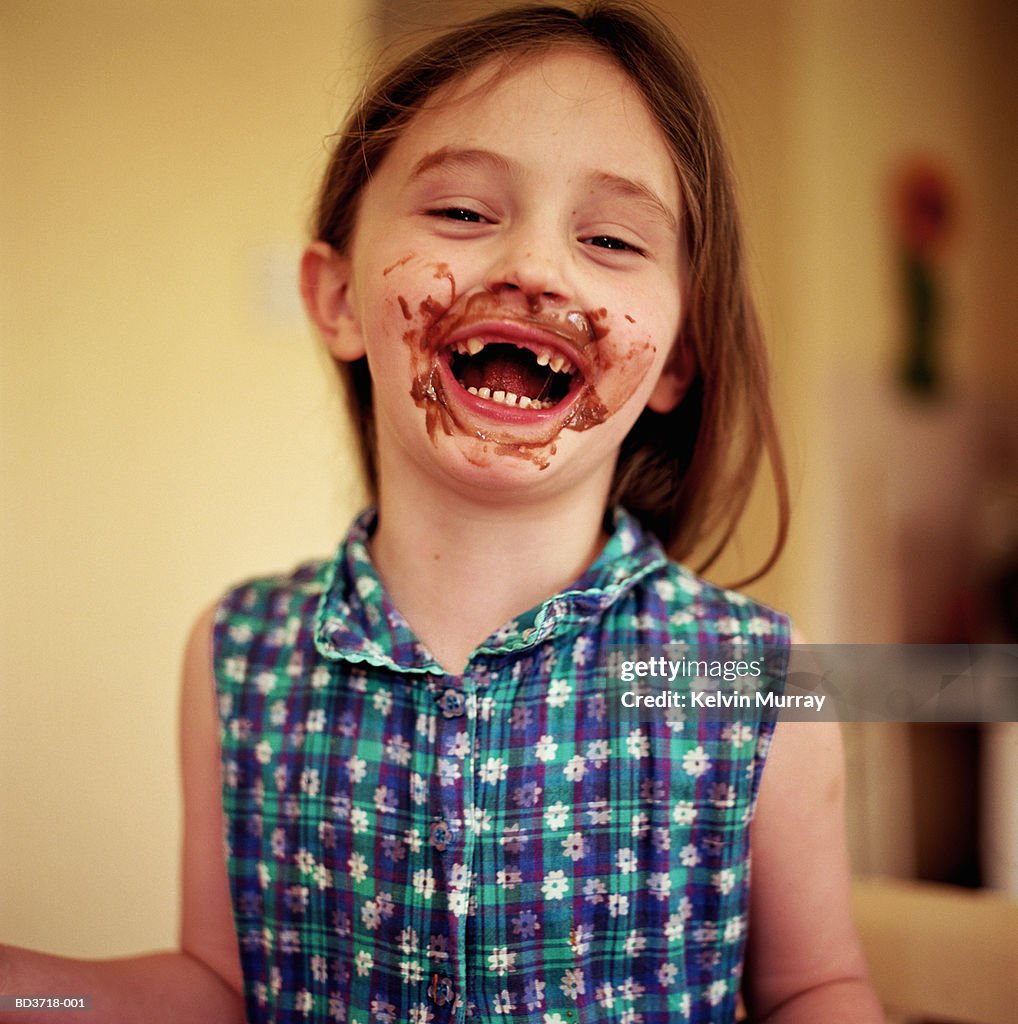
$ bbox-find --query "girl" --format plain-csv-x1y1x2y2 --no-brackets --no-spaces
0,3,882,1022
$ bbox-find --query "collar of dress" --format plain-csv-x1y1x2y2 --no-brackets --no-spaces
312,506,671,677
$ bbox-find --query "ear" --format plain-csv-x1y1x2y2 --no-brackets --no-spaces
300,241,365,362
647,340,696,414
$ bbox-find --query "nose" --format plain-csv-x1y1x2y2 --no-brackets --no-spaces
484,225,571,308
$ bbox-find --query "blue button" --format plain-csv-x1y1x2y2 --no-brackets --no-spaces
437,688,466,718
429,819,452,851
429,974,454,1006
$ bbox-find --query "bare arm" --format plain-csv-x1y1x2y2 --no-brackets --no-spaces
0,609,244,1024
742,719,885,1023
178,605,245,1000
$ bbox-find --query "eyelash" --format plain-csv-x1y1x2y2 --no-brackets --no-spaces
426,210,646,256
428,207,487,223
585,235,645,256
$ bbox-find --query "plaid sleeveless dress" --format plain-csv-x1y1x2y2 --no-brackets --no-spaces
214,508,789,1023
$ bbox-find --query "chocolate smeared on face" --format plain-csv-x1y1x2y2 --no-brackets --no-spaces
566,310,593,340
383,253,415,276
591,309,621,344
397,266,655,467
433,262,456,296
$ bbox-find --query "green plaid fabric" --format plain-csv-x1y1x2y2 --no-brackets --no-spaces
214,508,789,1023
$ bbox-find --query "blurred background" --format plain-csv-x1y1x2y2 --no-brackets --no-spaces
2,0,1016,1019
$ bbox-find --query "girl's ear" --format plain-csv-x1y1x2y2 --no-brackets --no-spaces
300,241,365,362
647,340,696,414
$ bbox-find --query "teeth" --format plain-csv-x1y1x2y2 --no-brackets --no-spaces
466,387,549,410
452,337,485,356
534,348,575,374
454,337,575,411
452,339,575,374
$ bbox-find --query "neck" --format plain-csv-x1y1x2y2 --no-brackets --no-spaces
369,463,611,675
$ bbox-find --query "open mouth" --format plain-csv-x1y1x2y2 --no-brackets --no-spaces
446,337,580,411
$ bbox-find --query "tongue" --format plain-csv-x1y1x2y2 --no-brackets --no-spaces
459,351,551,400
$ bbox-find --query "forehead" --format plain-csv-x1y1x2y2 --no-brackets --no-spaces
427,45,645,122
382,45,680,206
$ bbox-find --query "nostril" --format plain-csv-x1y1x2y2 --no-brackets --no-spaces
487,278,562,310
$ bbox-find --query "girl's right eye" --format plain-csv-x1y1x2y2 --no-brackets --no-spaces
428,207,487,223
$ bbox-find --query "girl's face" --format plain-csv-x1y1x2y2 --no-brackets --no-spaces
318,46,688,504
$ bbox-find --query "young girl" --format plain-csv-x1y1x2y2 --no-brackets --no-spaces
1,3,882,1022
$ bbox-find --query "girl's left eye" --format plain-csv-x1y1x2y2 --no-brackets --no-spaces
585,235,645,255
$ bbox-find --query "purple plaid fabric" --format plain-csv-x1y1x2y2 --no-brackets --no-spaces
214,508,789,1023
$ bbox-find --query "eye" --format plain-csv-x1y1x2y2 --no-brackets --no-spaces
585,235,645,255
429,207,488,223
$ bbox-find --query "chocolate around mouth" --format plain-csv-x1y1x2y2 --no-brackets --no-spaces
447,340,579,410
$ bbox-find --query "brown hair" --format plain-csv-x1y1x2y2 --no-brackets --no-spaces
312,1,788,584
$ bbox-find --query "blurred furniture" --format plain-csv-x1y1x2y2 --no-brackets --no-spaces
852,877,1018,1023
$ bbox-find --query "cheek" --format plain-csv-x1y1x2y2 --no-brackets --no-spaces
587,323,664,415
369,259,459,357
362,261,462,436
601,287,684,406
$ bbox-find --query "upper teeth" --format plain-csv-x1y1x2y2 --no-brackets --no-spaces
452,337,576,375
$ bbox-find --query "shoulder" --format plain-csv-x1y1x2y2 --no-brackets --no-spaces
606,509,790,639
210,558,334,700
214,559,330,645
216,558,331,622
639,558,792,642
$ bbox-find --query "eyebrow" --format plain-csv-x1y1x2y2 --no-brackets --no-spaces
410,146,517,181
409,146,679,232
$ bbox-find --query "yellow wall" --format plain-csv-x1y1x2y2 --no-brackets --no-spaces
1,1,372,955
2,0,1015,956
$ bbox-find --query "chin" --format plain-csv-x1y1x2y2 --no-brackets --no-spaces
424,429,613,512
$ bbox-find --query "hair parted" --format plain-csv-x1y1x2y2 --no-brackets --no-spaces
312,0,789,584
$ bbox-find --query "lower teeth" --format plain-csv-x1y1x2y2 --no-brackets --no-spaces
466,386,549,410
